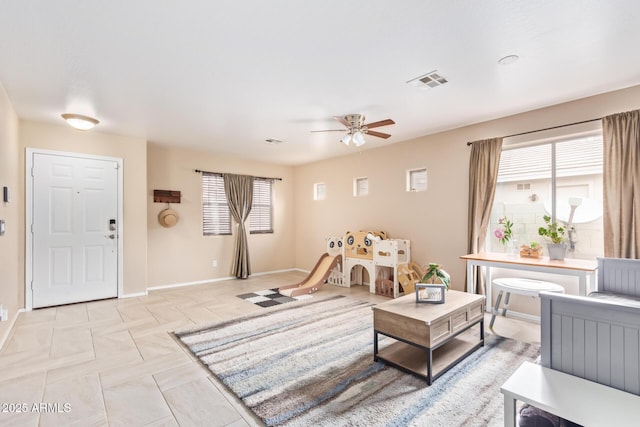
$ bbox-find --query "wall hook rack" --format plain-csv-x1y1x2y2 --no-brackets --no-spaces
153,190,181,204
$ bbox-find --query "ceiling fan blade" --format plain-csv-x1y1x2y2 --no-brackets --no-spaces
333,116,351,128
311,129,346,133
366,130,391,139
364,119,395,129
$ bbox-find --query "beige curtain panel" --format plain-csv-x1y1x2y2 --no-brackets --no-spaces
224,173,254,279
467,137,503,294
603,109,640,258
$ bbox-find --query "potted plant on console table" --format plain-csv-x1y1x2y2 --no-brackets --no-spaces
538,215,567,260
416,263,451,304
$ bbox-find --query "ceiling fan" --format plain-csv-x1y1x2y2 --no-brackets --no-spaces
312,114,395,147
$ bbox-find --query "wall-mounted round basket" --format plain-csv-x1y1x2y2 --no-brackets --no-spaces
158,208,179,228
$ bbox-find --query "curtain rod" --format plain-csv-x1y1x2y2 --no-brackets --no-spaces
194,169,282,181
466,117,602,146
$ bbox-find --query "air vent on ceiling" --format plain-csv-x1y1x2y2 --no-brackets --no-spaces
407,70,448,89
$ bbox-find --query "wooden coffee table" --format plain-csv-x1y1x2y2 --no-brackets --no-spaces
372,290,485,384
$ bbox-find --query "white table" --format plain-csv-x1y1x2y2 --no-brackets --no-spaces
501,361,640,427
461,253,597,311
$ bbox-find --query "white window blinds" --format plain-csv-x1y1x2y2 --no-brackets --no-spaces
250,179,273,234
202,173,231,235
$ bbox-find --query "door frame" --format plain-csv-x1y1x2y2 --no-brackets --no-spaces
25,148,124,311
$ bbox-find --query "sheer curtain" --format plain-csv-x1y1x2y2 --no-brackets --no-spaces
224,174,253,278
603,109,640,258
467,137,503,294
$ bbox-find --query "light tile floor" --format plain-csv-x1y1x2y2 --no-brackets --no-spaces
0,271,539,426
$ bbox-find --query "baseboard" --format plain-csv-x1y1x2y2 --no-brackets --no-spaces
0,308,25,352
251,268,299,277
120,291,148,299
147,268,299,292
147,277,234,291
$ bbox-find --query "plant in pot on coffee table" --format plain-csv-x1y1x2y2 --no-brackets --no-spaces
416,263,450,303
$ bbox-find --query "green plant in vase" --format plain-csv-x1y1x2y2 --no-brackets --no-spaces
538,215,566,243
421,263,450,289
417,263,450,303
538,215,567,260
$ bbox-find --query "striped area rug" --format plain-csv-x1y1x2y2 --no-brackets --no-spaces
174,295,539,426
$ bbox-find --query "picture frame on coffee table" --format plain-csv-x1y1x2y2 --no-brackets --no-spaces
416,283,445,304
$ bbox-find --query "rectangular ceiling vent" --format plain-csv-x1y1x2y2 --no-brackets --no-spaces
407,70,448,89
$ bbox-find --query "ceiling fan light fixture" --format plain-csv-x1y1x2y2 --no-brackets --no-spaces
352,131,366,146
61,113,99,130
340,133,352,146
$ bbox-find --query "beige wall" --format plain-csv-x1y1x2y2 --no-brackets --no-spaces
146,143,295,287
293,85,640,301
2,81,640,327
0,82,21,343
20,120,148,296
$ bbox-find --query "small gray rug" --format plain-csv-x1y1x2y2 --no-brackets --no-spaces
174,295,539,426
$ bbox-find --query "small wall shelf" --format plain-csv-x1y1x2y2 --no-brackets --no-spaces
153,190,181,203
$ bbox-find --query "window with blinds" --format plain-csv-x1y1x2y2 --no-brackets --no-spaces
202,173,231,235
202,174,274,236
250,179,273,234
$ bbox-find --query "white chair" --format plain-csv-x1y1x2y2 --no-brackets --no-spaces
490,278,564,329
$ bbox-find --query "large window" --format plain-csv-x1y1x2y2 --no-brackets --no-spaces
202,174,274,236
489,133,604,259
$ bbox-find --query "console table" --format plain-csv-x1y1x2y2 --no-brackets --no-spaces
461,252,597,311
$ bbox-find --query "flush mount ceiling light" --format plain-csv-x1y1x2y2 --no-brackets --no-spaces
498,54,519,65
61,113,99,130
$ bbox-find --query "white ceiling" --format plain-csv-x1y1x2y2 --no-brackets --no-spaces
1,1,640,166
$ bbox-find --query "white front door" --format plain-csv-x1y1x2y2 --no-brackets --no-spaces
31,152,119,308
